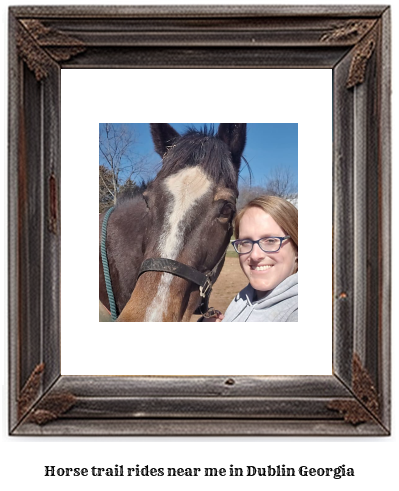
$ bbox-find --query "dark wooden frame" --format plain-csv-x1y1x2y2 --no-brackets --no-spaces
9,5,391,436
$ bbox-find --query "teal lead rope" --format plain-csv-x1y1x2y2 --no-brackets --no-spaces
101,206,118,321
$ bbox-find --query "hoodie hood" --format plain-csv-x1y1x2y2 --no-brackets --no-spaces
222,273,298,322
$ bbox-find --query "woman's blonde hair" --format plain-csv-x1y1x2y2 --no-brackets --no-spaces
234,195,298,273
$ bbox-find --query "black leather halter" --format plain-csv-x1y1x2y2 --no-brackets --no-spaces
138,254,226,316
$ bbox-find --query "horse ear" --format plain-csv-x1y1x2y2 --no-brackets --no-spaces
217,123,247,169
150,123,180,157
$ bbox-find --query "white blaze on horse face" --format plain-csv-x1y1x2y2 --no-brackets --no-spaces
145,167,211,322
161,167,211,259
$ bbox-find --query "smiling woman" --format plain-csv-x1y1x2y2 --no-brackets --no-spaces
205,195,298,322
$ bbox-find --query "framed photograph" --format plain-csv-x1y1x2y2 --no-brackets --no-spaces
9,5,391,435
97,121,300,325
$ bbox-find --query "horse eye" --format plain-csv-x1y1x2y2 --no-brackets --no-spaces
220,202,236,218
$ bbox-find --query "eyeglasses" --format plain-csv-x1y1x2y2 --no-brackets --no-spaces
231,236,291,254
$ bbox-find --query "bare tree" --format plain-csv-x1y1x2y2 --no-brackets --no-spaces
264,165,297,200
99,165,115,213
237,178,267,211
99,123,148,207
236,166,298,214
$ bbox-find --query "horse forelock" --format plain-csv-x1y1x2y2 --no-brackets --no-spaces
116,127,239,211
157,128,239,193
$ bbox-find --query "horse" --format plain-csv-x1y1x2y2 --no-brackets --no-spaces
99,123,247,322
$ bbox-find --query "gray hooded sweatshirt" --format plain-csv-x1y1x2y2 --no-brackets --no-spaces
222,273,298,322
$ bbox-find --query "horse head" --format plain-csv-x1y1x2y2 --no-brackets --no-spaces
117,123,246,322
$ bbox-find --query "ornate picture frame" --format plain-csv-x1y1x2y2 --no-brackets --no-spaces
9,5,391,435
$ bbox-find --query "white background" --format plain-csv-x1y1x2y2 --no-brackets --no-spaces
61,68,332,376
1,1,397,490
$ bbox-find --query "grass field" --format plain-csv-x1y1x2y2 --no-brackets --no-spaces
225,242,238,258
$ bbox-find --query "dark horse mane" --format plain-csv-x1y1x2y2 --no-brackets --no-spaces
157,125,239,191
116,125,241,209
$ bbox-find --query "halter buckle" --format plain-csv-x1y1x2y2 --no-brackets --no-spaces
199,276,212,298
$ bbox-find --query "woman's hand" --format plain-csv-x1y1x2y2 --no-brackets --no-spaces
202,308,224,322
